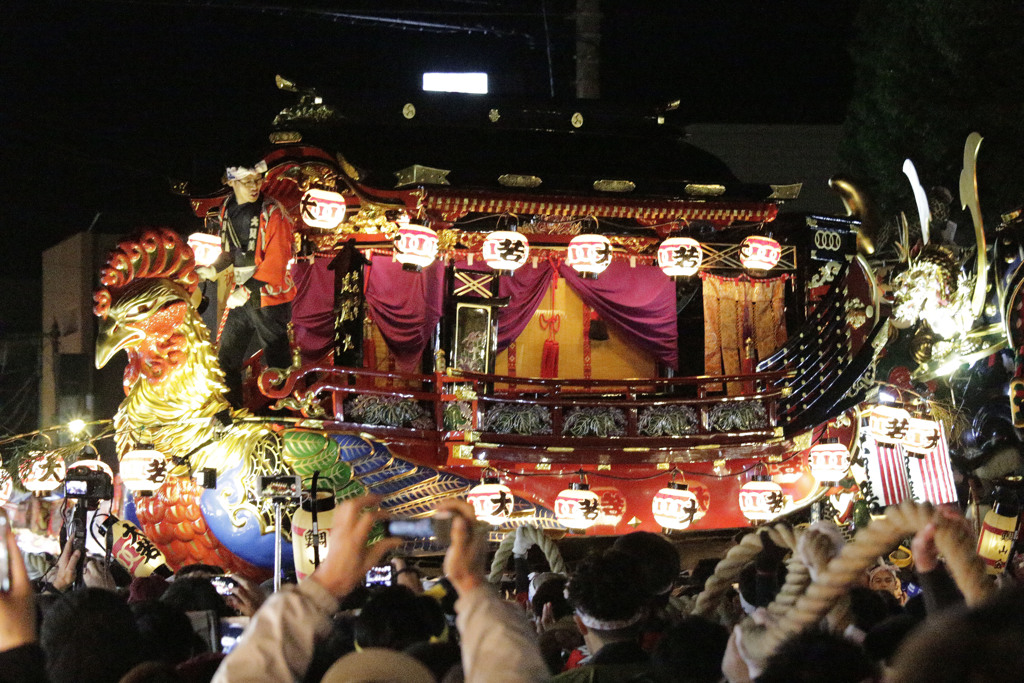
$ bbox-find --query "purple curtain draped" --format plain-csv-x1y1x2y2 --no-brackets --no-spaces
289,258,335,364
365,254,445,372
497,261,556,350
558,259,679,369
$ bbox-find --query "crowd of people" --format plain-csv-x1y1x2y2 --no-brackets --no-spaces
1,498,1022,683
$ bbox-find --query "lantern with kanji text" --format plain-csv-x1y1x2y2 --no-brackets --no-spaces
0,469,12,506
554,481,601,530
467,475,514,526
120,446,168,495
808,442,851,485
658,237,703,278
482,231,530,273
651,481,700,531
867,405,912,445
902,417,941,454
19,451,66,493
738,468,786,524
566,234,613,279
739,235,782,271
291,491,336,580
299,188,347,229
977,491,1020,575
395,223,439,272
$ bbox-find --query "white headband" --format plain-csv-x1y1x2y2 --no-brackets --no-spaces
225,161,268,181
574,609,644,632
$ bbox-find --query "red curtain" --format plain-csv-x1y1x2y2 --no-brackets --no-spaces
364,255,446,372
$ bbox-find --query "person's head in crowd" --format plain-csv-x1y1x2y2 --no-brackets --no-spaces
565,549,648,653
530,574,571,621
174,564,224,579
847,586,902,640
354,585,443,651
888,585,1024,683
650,615,729,683
612,531,680,606
132,600,197,665
129,574,171,604
41,587,144,683
405,640,462,681
862,613,921,670
321,648,435,683
756,628,879,683
160,576,233,617
867,563,905,604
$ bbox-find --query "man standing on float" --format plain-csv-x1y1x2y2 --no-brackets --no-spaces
197,161,295,408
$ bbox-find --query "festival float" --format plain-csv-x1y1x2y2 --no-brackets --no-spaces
18,78,1022,579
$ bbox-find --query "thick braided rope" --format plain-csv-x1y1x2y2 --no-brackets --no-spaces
487,525,567,584
758,500,993,654
693,523,800,618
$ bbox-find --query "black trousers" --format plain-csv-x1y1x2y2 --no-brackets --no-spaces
218,300,292,407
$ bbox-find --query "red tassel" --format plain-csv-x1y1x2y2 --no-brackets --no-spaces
541,339,559,378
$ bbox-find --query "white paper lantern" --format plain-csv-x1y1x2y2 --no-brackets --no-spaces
651,482,700,530
299,188,347,229
19,451,66,493
395,223,439,272
467,477,514,526
554,482,601,529
187,232,223,268
657,237,703,278
482,231,530,273
867,405,912,445
566,234,613,278
902,417,941,454
738,476,786,524
808,442,851,484
291,492,335,580
739,235,782,271
977,496,1020,575
120,446,168,495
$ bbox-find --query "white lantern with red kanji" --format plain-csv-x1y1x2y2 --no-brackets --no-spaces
291,492,336,580
187,232,223,268
658,237,703,278
467,477,514,526
0,469,12,506
395,223,439,272
299,189,347,229
651,482,700,531
554,482,601,529
902,417,941,454
482,231,530,273
739,235,782,271
120,446,168,495
19,451,66,493
738,475,786,524
808,442,851,485
867,405,912,445
566,234,613,279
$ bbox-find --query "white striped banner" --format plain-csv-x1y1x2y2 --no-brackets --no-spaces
904,423,958,505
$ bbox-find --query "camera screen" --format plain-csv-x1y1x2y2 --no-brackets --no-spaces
65,480,88,496
211,576,236,596
365,564,393,587
219,617,249,654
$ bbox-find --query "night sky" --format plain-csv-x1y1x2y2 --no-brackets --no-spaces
1,0,859,280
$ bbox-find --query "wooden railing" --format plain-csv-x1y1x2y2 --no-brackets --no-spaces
264,364,793,450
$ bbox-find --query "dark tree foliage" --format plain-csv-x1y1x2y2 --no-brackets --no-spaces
839,0,1024,232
